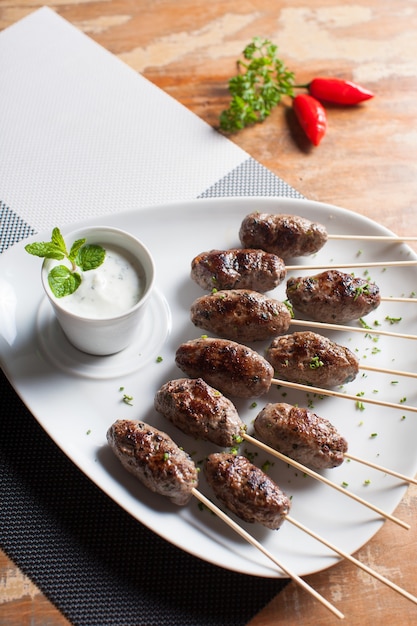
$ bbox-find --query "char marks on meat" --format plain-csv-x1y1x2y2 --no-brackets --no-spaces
286,269,381,323
107,420,198,505
239,212,328,259
190,289,292,342
190,248,286,292
266,331,359,388
254,403,348,470
175,337,273,398
204,453,291,529
154,377,245,447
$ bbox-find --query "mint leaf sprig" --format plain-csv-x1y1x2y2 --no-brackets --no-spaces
219,37,295,132
25,227,106,298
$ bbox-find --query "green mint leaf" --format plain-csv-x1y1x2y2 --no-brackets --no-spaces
68,238,86,264
76,244,106,271
48,265,81,297
27,227,106,298
51,227,68,255
25,241,66,260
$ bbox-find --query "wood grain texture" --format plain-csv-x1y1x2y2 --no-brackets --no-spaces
1,0,417,624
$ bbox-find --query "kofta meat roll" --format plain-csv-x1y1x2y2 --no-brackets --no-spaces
239,212,328,259
204,452,291,530
266,331,359,388
286,269,381,323
154,377,245,447
175,337,274,398
254,403,348,470
191,248,286,292
190,289,292,342
107,420,198,505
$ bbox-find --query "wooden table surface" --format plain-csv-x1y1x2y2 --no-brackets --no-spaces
1,1,417,624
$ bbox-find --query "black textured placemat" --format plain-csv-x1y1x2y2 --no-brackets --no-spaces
0,369,287,626
0,159,303,625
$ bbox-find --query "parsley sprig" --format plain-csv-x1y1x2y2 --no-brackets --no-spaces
219,37,295,132
25,227,106,298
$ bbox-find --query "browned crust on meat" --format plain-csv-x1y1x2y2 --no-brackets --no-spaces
154,377,245,447
106,420,198,505
266,331,359,388
286,269,381,323
239,212,328,259
204,453,291,529
190,289,292,342
190,248,286,291
254,403,348,470
175,337,273,398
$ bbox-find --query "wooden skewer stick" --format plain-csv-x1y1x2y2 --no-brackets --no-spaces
290,317,417,341
328,234,417,242
191,488,344,620
286,260,417,271
381,296,417,303
271,377,417,414
194,487,416,610
243,434,410,530
244,431,417,487
360,363,417,380
343,451,417,485
287,515,417,607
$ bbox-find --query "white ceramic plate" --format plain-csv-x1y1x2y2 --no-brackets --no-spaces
1,197,416,578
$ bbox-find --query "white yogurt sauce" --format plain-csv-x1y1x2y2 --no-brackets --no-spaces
55,245,145,318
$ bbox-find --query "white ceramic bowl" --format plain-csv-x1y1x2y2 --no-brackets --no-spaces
41,226,155,355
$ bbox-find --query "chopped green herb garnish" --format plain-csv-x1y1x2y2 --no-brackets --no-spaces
261,460,273,473
353,283,370,300
309,355,324,369
283,299,294,318
385,315,402,324
355,391,366,411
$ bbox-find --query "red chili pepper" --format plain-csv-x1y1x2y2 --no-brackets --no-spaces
308,77,374,105
293,94,327,146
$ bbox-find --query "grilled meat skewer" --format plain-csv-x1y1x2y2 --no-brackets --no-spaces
239,212,328,259
254,403,348,470
175,337,274,398
190,289,292,342
204,452,291,530
286,269,381,324
266,331,359,388
106,419,198,505
154,377,245,447
191,248,286,292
